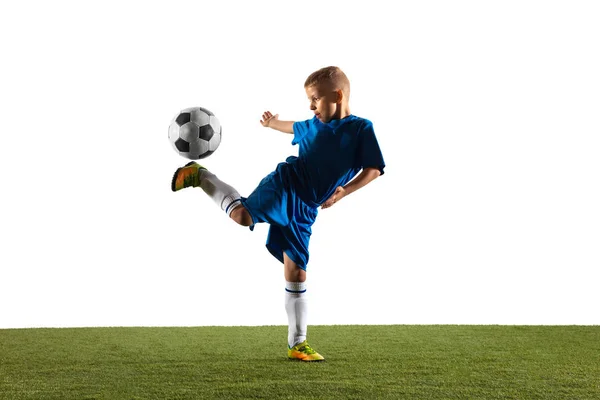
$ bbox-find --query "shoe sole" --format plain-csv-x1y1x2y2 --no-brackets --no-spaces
287,356,326,362
171,161,198,192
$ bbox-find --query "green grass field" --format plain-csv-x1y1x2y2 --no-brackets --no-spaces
1,325,599,399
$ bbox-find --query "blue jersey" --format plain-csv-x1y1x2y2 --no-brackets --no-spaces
290,115,385,207
241,114,385,269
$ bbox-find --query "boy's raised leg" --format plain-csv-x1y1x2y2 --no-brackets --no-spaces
171,161,242,216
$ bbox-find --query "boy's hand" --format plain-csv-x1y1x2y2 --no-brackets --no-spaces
321,186,346,209
260,111,279,127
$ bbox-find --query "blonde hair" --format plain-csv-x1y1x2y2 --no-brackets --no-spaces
304,66,350,99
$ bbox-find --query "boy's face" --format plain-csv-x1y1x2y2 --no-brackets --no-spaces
305,84,341,123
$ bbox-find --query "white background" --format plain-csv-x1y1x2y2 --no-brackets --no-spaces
1,1,599,328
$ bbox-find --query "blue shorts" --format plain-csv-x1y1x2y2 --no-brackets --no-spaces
240,162,318,270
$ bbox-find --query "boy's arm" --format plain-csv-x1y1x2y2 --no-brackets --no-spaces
260,111,294,134
321,167,381,209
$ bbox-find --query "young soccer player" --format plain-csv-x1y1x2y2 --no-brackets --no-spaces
171,66,385,361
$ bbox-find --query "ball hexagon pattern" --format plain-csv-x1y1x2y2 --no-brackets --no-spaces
168,107,222,160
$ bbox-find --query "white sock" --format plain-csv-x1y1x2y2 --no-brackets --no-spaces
198,170,242,215
285,281,308,348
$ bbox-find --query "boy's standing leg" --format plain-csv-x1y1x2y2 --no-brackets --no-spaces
284,253,325,362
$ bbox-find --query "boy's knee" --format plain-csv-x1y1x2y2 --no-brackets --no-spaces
230,206,252,226
283,253,306,282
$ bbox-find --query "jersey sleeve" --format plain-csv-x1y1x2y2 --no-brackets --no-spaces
358,120,386,175
292,118,312,145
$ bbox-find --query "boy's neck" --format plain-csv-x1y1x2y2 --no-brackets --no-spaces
335,104,351,120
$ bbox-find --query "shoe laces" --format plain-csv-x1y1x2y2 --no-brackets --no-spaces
298,344,316,355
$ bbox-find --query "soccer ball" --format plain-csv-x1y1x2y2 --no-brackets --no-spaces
168,107,222,159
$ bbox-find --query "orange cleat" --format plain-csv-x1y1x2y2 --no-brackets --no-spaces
171,161,206,192
288,341,325,362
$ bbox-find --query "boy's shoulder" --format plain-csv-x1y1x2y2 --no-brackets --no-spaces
294,115,375,137
348,115,373,127
348,114,370,122
333,115,373,132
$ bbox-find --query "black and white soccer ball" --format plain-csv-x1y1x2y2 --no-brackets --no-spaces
168,107,222,159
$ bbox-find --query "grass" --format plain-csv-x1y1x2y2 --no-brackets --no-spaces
1,325,599,399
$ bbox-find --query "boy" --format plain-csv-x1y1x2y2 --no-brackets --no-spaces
171,66,385,361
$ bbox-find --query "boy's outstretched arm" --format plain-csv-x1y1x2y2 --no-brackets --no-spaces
260,111,294,134
321,167,381,209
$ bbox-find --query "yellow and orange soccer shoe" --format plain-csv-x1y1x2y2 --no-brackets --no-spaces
171,161,206,192
288,341,325,362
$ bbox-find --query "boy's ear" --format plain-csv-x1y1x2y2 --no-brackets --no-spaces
335,90,343,103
